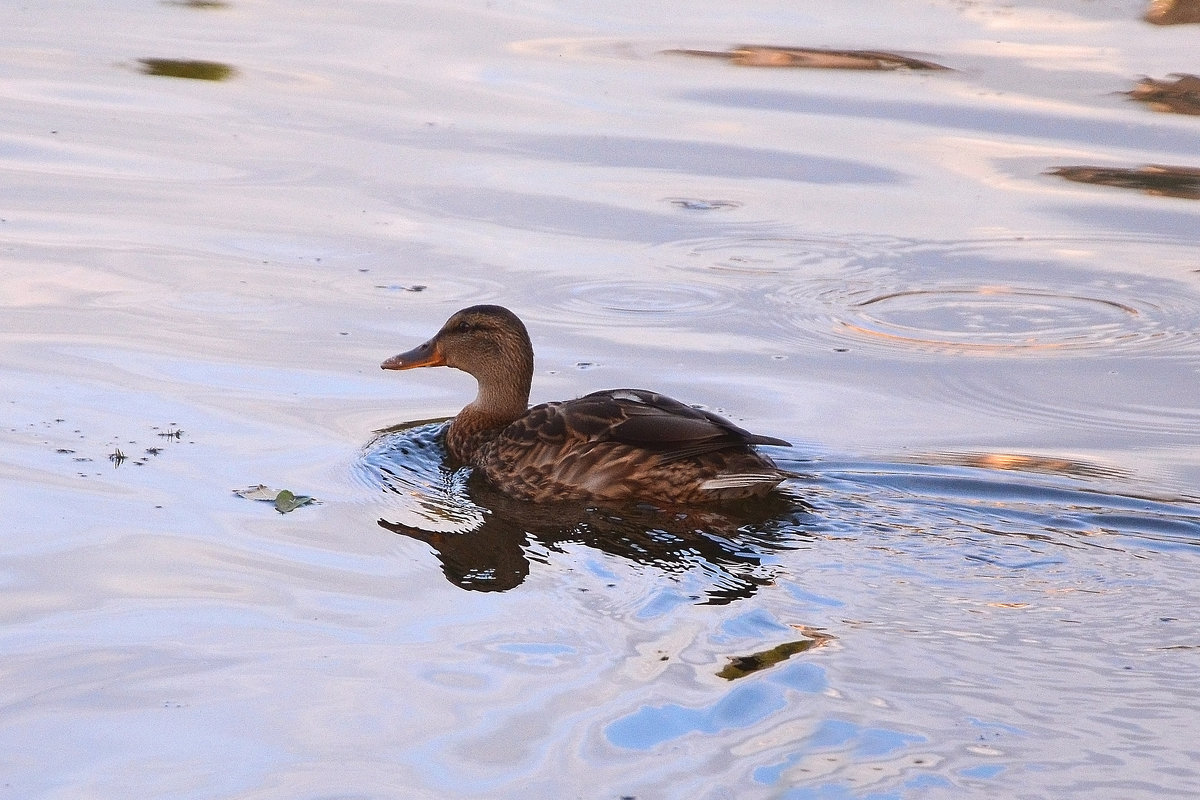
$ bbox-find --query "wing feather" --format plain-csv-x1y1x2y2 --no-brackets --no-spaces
554,389,790,458
482,389,790,503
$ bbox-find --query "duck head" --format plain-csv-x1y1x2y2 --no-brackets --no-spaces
382,305,534,411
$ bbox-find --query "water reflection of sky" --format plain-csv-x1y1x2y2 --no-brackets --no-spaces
3,0,1200,798
607,679,796,750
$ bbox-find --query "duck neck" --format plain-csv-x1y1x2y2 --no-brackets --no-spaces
446,352,532,465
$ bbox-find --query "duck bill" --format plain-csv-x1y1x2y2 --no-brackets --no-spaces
381,338,445,370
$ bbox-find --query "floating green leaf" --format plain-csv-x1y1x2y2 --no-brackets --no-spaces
233,484,317,512
274,489,314,514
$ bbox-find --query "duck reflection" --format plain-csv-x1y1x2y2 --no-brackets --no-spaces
367,422,810,604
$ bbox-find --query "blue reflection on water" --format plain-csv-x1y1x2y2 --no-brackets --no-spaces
633,587,694,619
772,662,826,693
717,607,794,640
780,785,902,800
784,585,848,608
607,661,828,750
606,683,788,750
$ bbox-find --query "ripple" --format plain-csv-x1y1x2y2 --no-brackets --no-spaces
355,421,486,533
562,280,735,318
371,274,508,307
653,233,910,276
843,286,1148,353
939,372,1200,438
905,450,1132,482
792,457,1200,553
752,236,1200,358
773,280,1199,358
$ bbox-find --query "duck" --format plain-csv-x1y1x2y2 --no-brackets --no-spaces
381,304,791,504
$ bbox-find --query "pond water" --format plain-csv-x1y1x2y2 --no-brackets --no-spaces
3,0,1200,797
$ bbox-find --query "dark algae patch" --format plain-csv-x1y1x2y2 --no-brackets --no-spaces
1047,164,1200,200
1126,74,1200,116
138,58,236,81
718,629,834,680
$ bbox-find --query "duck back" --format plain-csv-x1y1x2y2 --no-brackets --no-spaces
474,389,789,503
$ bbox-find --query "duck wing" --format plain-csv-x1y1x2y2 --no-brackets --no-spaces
550,389,789,461
484,389,790,503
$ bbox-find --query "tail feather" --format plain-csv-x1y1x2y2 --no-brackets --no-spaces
699,472,788,492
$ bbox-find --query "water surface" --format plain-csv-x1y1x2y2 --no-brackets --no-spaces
2,1,1199,798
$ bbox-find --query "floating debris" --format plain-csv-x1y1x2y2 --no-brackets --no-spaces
375,284,428,292
717,628,835,680
666,45,949,71
233,484,281,501
1145,0,1200,25
667,198,742,211
1126,74,1200,116
234,484,317,514
1047,164,1200,200
138,58,237,81
108,448,127,466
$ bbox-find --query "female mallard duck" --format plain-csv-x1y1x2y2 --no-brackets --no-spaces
381,305,790,504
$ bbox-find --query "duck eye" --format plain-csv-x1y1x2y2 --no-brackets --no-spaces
456,321,472,333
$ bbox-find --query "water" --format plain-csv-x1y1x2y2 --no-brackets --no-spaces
3,1,1200,797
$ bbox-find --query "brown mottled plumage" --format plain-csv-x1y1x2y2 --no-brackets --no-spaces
381,305,790,504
